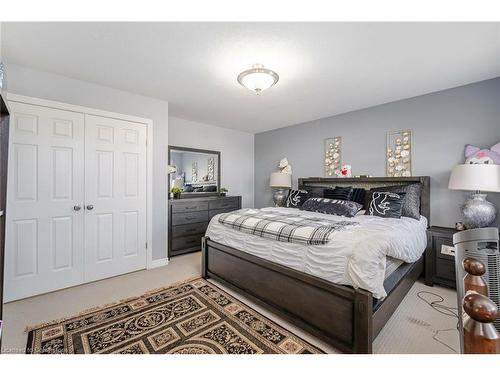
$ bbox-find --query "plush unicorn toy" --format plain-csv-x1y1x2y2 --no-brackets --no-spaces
464,142,500,164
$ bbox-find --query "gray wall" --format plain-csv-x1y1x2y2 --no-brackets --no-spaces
255,78,500,228
169,116,254,208
5,63,170,261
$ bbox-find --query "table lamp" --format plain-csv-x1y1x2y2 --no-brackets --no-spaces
270,172,291,207
448,164,500,228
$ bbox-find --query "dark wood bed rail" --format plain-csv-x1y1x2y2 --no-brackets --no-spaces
202,237,374,353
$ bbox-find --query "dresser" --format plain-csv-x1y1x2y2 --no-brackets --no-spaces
168,195,242,258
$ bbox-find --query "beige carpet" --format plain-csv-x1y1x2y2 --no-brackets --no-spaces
2,252,459,354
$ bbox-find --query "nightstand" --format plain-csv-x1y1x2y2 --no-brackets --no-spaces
425,226,457,289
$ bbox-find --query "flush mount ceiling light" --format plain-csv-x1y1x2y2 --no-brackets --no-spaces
237,64,279,94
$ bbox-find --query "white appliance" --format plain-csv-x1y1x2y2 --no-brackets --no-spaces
4,100,149,301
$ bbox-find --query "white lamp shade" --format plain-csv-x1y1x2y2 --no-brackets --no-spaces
269,172,291,188
448,164,500,192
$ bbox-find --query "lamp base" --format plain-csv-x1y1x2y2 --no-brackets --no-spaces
272,188,288,207
462,193,497,229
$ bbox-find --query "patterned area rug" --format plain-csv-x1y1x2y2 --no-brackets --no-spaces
26,278,323,354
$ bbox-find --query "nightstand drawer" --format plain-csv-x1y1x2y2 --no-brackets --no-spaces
435,257,456,281
425,226,457,289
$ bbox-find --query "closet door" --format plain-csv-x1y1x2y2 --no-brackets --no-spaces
5,102,85,301
84,115,147,282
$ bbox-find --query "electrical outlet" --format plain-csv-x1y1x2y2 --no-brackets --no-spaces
441,244,455,257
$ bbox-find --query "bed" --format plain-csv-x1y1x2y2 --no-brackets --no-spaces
201,176,431,353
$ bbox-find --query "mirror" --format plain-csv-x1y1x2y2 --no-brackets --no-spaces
168,146,220,196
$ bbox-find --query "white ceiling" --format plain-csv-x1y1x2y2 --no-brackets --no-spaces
2,22,500,134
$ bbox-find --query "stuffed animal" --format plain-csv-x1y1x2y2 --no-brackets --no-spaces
464,142,500,164
278,158,292,174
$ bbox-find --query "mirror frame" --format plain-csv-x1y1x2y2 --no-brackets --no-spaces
168,145,221,198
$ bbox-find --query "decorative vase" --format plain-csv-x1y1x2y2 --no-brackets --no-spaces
173,192,181,199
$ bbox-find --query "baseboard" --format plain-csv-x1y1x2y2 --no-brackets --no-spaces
147,257,169,269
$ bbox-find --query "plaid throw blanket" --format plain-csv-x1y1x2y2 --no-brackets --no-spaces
217,209,358,245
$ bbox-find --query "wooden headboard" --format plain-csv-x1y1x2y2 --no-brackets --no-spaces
298,176,431,226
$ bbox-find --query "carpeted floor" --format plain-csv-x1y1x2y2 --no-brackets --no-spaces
25,277,323,354
3,253,459,354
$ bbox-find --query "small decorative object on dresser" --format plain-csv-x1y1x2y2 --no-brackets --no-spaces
448,164,500,228
324,137,342,177
219,187,228,197
425,226,457,288
171,186,182,199
386,129,413,177
168,195,241,257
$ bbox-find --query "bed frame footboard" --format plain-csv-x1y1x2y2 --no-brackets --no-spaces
201,236,373,353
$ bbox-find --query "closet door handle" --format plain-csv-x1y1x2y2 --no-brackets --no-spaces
73,205,82,211
86,205,94,211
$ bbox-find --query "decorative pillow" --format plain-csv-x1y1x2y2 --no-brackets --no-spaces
368,183,422,220
286,189,309,208
365,192,406,219
323,186,353,200
350,188,366,206
301,197,362,218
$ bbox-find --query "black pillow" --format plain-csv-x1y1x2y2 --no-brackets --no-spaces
324,186,353,200
365,192,406,219
368,184,422,220
301,197,362,218
286,189,309,208
350,188,366,206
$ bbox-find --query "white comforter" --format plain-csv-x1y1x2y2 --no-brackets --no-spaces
205,207,428,299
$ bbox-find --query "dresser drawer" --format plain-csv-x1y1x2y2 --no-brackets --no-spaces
171,201,209,213
208,197,239,210
209,208,238,220
171,234,202,251
171,222,208,238
172,211,208,226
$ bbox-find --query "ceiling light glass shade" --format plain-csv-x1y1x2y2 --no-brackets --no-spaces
237,64,279,94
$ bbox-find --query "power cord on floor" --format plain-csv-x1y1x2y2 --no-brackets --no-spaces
416,291,459,353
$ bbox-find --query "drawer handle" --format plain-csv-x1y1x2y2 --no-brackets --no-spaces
184,206,198,210
186,239,198,244
185,228,197,232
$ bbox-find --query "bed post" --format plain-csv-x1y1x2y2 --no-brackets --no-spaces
201,236,208,279
353,289,373,354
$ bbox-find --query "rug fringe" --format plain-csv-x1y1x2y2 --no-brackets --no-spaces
24,275,203,333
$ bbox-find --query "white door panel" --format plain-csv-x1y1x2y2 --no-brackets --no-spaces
5,102,85,301
84,115,147,282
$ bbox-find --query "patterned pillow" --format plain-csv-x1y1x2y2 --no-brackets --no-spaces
368,184,422,220
365,192,406,219
323,186,353,200
301,197,362,218
286,189,309,208
350,188,366,206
